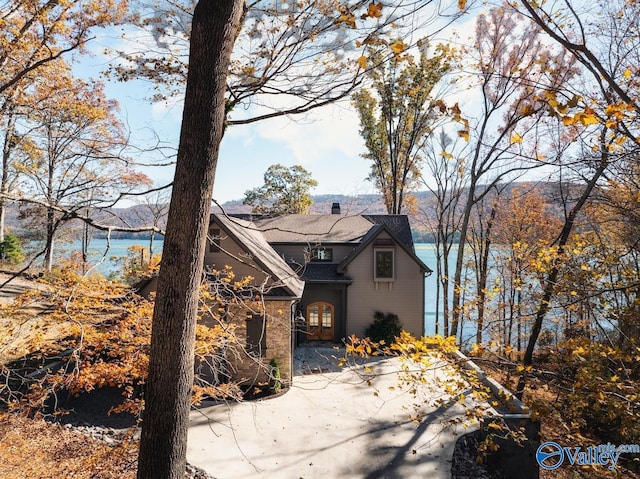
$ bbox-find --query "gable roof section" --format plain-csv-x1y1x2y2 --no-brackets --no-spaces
362,215,415,252
211,214,304,298
337,223,432,274
225,212,431,282
295,262,353,284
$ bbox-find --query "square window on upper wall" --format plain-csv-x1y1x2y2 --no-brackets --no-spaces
374,248,394,281
311,247,333,262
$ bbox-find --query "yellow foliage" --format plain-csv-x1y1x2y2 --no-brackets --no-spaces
366,2,383,18
390,39,406,55
510,131,523,144
1,266,253,418
337,6,356,28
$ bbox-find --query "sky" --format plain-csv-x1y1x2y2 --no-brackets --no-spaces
77,4,481,206
78,29,381,207
95,67,378,205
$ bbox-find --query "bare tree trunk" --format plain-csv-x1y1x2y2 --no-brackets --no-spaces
0,206,4,253
451,187,473,338
475,203,497,345
136,2,244,478
149,231,155,258
44,208,55,272
1,107,17,249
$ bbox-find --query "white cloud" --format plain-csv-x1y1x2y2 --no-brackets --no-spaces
254,102,362,165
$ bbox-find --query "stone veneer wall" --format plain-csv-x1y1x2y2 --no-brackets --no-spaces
198,300,293,388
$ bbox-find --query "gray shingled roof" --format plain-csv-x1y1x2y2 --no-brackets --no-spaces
212,214,305,298
224,213,430,283
248,215,375,244
297,263,352,283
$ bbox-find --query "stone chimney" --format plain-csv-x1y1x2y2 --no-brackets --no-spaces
331,202,341,214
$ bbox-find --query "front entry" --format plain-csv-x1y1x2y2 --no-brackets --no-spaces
306,302,334,341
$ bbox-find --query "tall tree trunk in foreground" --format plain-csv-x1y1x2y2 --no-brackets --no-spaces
136,2,243,478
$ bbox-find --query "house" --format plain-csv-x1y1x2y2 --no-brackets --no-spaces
205,205,431,387
202,214,304,388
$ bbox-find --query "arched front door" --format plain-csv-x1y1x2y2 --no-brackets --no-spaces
306,302,334,341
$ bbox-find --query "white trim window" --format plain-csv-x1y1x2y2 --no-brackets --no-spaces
311,247,333,262
374,248,395,281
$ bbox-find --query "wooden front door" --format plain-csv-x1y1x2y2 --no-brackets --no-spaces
306,302,334,341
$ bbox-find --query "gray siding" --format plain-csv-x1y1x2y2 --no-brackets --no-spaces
204,234,270,287
343,232,425,338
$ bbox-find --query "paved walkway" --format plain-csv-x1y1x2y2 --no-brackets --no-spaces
0,274,40,304
187,346,483,479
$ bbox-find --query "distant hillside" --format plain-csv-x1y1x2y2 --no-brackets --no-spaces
214,193,390,215
4,180,576,241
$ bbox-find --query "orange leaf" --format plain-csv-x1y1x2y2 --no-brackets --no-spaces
390,39,406,55
510,132,523,144
357,55,367,70
457,129,469,142
367,2,383,18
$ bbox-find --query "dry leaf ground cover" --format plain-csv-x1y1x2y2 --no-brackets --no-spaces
476,357,640,479
0,411,138,479
0,274,138,477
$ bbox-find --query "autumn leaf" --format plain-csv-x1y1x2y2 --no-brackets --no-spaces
623,69,632,79
458,0,467,9
520,104,535,116
457,129,469,142
357,55,367,70
366,2,383,18
337,7,356,28
390,39,406,55
510,132,523,144
575,111,599,126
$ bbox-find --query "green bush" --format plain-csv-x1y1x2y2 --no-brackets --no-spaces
365,311,403,345
0,234,25,265
269,358,282,392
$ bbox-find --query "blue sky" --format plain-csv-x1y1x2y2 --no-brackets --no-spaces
96,70,377,205
124,94,376,204
76,6,482,206
80,32,379,206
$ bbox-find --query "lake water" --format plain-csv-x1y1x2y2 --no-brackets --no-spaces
65,239,449,336
57,238,163,276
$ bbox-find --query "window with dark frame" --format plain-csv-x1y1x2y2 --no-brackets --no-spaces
208,227,221,253
374,249,394,281
246,313,267,357
311,247,333,262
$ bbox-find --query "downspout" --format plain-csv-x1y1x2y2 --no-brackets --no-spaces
341,284,348,342
290,298,301,385
423,268,432,337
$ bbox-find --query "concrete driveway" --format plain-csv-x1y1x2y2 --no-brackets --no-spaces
187,346,482,479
